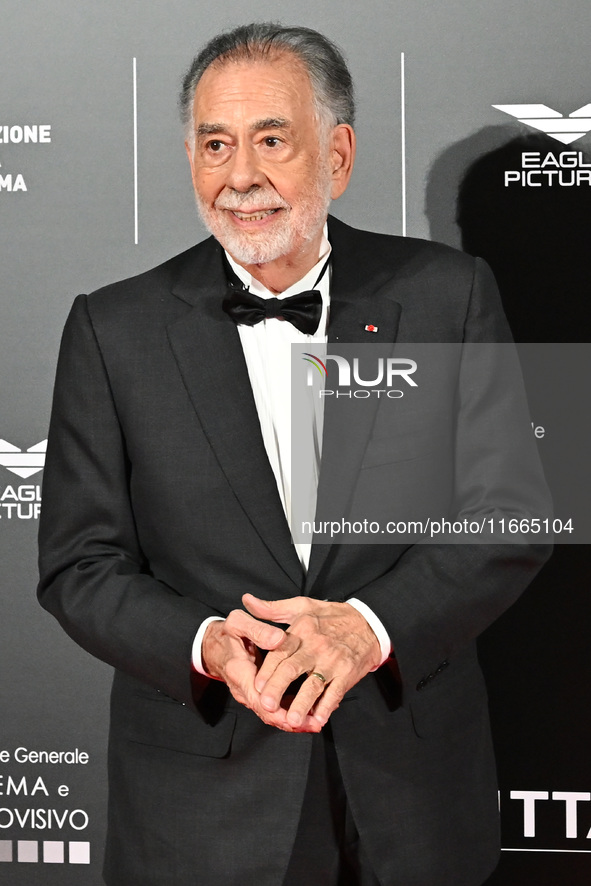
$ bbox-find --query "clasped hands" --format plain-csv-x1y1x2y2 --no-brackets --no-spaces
201,594,382,732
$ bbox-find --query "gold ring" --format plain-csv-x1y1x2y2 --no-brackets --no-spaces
311,671,326,683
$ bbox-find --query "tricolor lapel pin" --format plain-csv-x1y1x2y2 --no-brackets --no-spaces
364,324,378,333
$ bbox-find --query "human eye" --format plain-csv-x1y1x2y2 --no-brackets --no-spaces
200,137,232,165
206,139,225,153
257,131,293,158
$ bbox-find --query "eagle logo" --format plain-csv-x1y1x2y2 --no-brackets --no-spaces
0,439,47,478
492,104,591,145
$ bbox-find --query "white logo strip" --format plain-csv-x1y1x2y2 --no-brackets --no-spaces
493,104,591,145
0,439,47,478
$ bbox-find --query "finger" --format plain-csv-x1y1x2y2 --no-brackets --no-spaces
242,593,310,625
224,656,259,708
310,681,347,728
254,632,302,693
253,696,324,733
258,652,315,713
226,657,292,728
224,660,302,732
257,707,322,734
225,658,323,733
201,621,260,679
284,672,330,729
224,608,285,650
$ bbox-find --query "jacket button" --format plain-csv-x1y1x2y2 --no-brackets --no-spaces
436,660,450,674
416,679,426,691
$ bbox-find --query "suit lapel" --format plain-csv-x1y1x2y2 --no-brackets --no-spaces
164,220,404,594
166,239,303,589
306,217,403,590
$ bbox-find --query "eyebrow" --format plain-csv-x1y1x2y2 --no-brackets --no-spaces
251,117,291,132
195,117,291,138
196,123,229,137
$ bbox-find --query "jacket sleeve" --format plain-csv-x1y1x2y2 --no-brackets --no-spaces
351,258,553,697
37,294,218,707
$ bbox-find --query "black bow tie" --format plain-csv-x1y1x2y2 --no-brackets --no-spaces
222,255,329,336
222,287,323,335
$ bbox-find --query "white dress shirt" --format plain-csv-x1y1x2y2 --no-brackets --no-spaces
193,228,391,674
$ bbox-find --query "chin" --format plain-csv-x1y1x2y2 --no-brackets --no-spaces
222,236,294,266
203,214,298,265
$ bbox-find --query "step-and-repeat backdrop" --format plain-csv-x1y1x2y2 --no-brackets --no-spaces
1,1,589,883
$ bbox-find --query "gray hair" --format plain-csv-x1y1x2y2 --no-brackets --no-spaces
179,23,355,143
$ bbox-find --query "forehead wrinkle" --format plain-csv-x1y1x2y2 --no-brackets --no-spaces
194,57,315,121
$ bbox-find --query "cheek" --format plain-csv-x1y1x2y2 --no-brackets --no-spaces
282,160,326,199
194,169,226,204
265,171,307,206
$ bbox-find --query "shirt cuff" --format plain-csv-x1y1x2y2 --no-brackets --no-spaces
346,598,392,670
191,616,225,676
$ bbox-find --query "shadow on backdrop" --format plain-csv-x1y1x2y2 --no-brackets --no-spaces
426,129,591,885
427,128,591,341
425,124,518,251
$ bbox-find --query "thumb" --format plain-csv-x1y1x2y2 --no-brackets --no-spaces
242,593,306,625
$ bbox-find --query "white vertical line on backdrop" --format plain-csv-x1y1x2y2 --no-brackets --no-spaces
133,57,139,245
400,52,406,237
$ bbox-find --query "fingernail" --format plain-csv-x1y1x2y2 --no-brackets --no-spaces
261,695,276,711
314,714,327,727
288,712,302,727
255,678,266,692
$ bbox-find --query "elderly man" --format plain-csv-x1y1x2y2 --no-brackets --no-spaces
38,23,550,886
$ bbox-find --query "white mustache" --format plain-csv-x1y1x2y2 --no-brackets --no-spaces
215,189,290,212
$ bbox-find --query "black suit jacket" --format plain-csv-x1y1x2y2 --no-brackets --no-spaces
38,217,551,886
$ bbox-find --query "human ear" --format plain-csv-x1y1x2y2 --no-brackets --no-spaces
329,124,356,199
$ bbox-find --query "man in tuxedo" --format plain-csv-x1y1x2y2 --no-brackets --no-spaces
38,23,551,886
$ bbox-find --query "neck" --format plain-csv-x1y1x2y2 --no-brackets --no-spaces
231,228,325,294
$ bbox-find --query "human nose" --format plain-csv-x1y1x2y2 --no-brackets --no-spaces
225,142,267,192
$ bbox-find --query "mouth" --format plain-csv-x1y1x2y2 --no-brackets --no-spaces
228,208,281,222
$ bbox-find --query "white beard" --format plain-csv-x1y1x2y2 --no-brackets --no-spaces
195,167,332,265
